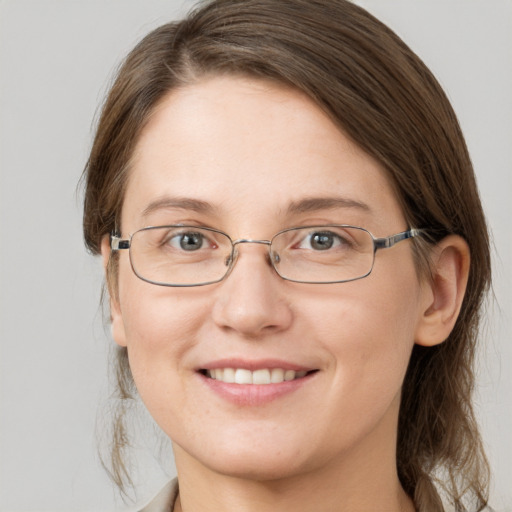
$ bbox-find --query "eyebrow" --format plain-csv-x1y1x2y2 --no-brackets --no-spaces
286,196,371,214
141,197,215,218
140,195,371,220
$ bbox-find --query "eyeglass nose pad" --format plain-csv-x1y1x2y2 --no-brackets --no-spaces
224,247,239,268
271,251,281,264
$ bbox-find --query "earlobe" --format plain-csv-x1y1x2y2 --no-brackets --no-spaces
100,235,127,347
414,235,470,347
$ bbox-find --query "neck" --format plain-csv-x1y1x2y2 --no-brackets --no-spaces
173,467,414,512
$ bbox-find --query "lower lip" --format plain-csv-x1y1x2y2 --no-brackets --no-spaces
199,372,316,406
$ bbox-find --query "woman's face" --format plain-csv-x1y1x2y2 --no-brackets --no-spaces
108,76,430,480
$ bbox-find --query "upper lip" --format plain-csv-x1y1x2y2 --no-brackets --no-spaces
197,358,316,372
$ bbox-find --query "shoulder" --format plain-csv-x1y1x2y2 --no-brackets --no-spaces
138,478,179,512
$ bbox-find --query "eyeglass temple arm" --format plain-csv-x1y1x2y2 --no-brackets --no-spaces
110,234,130,251
373,228,422,250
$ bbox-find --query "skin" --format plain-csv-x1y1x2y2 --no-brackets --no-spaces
102,76,470,511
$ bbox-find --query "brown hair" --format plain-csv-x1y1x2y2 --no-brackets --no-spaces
82,1,491,510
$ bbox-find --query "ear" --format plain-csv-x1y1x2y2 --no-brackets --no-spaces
100,235,127,347
414,235,470,347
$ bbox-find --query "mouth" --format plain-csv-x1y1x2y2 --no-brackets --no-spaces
199,368,318,385
197,362,319,405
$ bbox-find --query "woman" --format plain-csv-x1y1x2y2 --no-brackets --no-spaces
82,1,491,510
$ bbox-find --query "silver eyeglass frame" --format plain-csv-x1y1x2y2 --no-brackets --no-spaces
110,225,425,287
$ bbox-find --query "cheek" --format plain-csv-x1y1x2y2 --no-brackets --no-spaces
117,270,208,396
302,271,421,411
122,294,202,360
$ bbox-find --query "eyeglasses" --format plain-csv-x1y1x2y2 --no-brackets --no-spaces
110,225,424,287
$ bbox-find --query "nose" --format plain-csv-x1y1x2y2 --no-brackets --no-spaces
211,242,293,338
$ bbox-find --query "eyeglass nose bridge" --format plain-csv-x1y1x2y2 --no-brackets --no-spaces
232,238,272,247
224,238,276,272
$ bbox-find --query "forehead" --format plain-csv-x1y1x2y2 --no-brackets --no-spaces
123,76,404,235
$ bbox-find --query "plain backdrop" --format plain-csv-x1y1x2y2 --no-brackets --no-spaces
0,1,511,511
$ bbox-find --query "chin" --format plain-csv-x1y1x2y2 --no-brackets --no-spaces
174,432,329,483
206,453,313,482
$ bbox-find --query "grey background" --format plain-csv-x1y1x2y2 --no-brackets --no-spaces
0,1,510,510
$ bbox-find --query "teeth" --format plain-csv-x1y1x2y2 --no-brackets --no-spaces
235,369,252,384
223,368,235,383
270,368,284,383
252,369,270,384
284,369,295,381
205,368,310,384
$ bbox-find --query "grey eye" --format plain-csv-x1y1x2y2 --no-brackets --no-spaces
169,232,205,251
309,232,336,250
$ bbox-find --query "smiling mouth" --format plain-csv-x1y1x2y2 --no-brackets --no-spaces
200,368,317,385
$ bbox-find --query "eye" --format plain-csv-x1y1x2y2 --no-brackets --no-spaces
298,231,347,251
167,231,208,251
